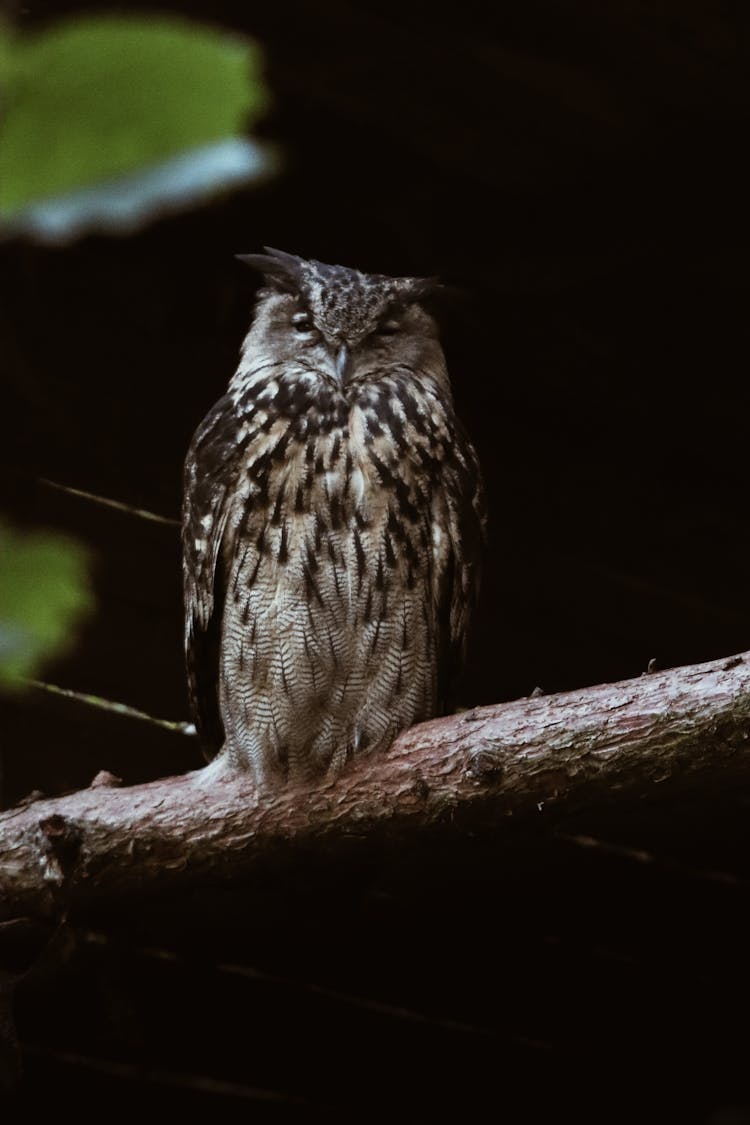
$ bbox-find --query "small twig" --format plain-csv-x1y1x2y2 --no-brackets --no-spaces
556,832,748,887
27,679,195,737
81,931,552,1050
216,961,550,1048
20,1044,339,1106
37,477,179,527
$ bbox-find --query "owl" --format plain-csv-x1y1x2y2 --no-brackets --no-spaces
182,248,486,785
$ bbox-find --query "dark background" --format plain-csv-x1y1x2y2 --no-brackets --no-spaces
2,1,750,1120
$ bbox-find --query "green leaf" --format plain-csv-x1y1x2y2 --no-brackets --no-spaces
0,522,93,687
0,15,269,215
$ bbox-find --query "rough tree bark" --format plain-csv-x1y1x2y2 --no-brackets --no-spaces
1,650,749,924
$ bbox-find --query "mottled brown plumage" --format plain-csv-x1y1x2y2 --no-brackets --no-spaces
182,249,485,784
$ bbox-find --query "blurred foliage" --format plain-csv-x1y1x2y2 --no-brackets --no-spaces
0,522,93,689
0,14,272,238
0,15,272,681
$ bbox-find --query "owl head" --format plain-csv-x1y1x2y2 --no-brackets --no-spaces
235,247,449,393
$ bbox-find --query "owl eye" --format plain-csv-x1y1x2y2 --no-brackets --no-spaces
292,311,313,333
376,319,400,336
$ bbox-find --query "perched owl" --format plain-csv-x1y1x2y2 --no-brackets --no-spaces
182,248,486,785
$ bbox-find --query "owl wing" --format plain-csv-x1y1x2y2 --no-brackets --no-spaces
182,394,242,759
436,421,487,711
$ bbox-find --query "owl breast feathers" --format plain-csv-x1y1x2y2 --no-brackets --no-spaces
182,248,486,784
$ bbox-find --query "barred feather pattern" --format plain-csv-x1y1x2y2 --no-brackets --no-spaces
183,254,485,785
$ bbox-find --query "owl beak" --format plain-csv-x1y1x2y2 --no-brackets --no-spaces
335,344,352,383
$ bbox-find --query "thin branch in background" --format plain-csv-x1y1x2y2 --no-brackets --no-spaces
20,1044,340,1107
27,679,195,737
79,930,552,1049
556,832,748,887
37,477,180,527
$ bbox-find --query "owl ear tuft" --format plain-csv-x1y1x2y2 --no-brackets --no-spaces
409,276,442,298
236,247,304,293
397,275,446,305
413,276,469,309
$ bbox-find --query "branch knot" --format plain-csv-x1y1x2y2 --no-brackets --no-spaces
34,815,82,886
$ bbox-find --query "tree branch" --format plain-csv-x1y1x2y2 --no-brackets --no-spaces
1,651,749,924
